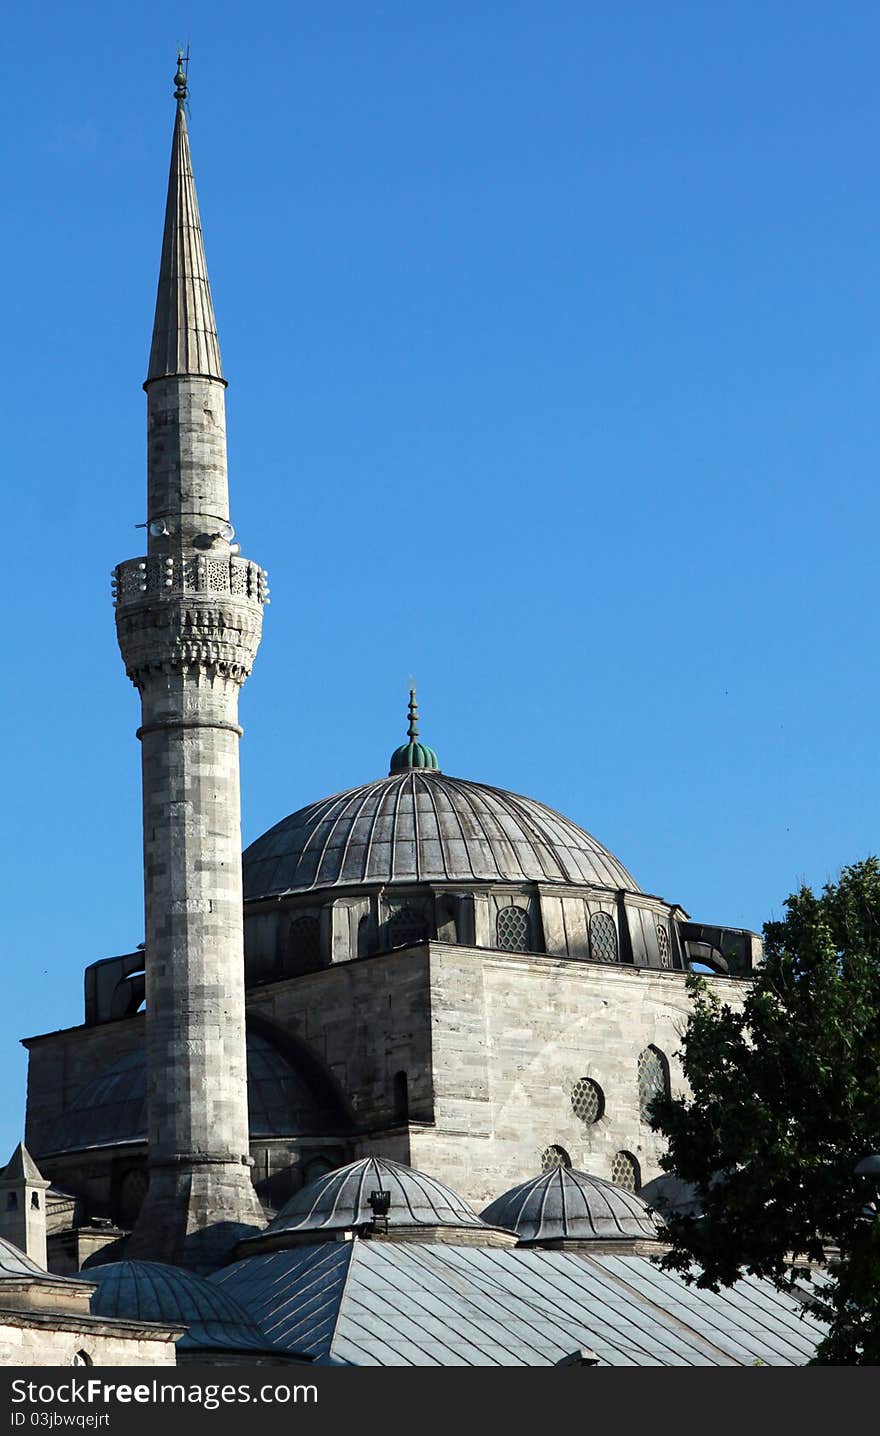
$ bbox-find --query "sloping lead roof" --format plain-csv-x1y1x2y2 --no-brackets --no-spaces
42,1032,339,1155
212,1241,824,1367
0,1236,87,1285
252,1156,493,1239
480,1167,660,1244
243,771,639,899
86,1261,279,1354
146,101,223,383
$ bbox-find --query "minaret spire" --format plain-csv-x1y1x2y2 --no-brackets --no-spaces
113,58,267,1270
146,52,223,385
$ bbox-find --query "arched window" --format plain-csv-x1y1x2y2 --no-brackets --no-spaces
118,1168,149,1227
357,913,373,958
71,1351,93,1367
611,1151,640,1193
6,1193,16,1211
541,1144,571,1172
589,912,618,963
637,1045,670,1123
388,903,430,949
496,905,530,952
287,914,321,971
656,922,671,968
393,1070,409,1123
30,1192,39,1210
570,1077,604,1125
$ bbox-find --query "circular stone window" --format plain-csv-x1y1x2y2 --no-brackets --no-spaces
570,1077,604,1125
541,1144,572,1172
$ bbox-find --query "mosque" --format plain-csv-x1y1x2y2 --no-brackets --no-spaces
3,62,822,1366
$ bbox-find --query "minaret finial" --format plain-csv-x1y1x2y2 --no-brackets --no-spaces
174,47,189,108
389,686,441,775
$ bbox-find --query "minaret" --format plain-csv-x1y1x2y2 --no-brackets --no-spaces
113,57,268,1269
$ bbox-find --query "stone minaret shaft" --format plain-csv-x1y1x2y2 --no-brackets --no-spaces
114,63,267,1269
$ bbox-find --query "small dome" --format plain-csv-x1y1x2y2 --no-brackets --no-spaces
480,1167,660,1245
389,740,440,774
85,1260,279,1353
245,1156,498,1242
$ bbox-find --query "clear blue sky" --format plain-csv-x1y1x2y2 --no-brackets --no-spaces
1,2,878,1158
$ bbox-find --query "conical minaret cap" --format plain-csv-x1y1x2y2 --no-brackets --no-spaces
146,58,224,384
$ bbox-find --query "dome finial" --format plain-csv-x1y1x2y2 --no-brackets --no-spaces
174,47,189,107
389,686,440,775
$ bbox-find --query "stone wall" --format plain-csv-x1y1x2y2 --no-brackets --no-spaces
0,1312,177,1366
409,946,745,1208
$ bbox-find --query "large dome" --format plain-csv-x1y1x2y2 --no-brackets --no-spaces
243,771,639,899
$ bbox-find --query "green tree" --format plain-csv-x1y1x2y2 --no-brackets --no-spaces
650,858,880,1365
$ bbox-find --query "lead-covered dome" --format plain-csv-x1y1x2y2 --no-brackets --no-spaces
239,1156,512,1248
85,1260,283,1354
243,771,638,899
480,1167,660,1245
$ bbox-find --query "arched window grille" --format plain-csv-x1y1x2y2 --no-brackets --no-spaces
388,902,430,949
496,905,530,952
570,1077,604,1125
589,911,618,963
611,1150,640,1193
541,1144,572,1172
656,922,671,968
287,914,321,971
637,1045,670,1123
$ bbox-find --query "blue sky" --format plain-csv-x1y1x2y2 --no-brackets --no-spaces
1,2,879,1158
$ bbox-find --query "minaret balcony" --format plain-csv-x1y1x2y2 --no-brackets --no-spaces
112,554,269,610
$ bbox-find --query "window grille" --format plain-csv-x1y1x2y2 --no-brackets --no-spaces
288,914,321,969
589,911,618,963
570,1077,604,1125
637,1045,670,1123
541,1144,571,1172
496,905,530,952
656,922,671,968
388,903,430,949
611,1150,640,1192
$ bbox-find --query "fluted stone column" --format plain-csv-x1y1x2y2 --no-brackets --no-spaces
113,62,268,1270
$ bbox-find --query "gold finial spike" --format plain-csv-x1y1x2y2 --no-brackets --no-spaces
174,47,189,107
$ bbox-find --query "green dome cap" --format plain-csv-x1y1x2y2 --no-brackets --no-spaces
389,690,441,775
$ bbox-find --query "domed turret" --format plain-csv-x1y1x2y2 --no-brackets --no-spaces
237,1156,516,1250
480,1167,661,1247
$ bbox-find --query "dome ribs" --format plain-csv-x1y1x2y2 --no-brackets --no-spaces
242,772,639,898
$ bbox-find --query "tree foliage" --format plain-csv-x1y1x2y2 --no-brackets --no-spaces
650,858,880,1364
